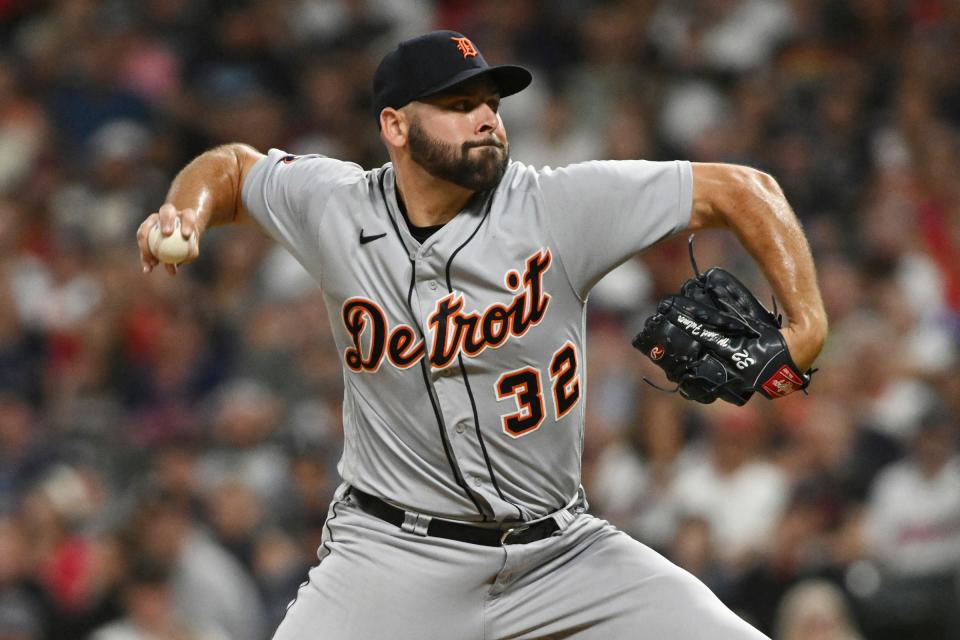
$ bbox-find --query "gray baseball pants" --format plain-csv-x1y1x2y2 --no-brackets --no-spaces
272,486,769,639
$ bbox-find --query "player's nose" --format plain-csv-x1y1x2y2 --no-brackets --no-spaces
475,102,499,134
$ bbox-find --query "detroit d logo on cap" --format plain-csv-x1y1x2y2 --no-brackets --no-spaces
451,36,478,58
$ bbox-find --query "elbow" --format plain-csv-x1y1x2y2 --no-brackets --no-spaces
691,163,786,230
215,143,261,225
728,166,796,231
733,166,784,205
224,142,260,162
209,142,251,165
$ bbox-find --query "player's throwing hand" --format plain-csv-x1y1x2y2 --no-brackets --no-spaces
137,203,200,275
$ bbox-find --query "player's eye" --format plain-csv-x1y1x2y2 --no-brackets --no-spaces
451,100,471,112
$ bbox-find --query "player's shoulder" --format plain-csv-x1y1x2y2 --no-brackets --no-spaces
503,158,600,179
499,159,537,188
496,159,595,192
260,148,368,186
504,158,639,187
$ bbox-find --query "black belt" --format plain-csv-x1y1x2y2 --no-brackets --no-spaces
349,488,560,546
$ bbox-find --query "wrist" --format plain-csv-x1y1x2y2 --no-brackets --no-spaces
782,317,827,371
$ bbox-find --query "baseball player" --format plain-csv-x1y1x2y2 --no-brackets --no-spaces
137,31,827,640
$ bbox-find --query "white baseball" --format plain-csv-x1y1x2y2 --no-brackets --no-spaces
148,217,196,264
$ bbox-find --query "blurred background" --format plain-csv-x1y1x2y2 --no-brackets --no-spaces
1,1,959,639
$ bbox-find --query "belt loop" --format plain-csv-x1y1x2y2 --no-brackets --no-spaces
551,509,577,532
576,485,589,513
401,511,431,536
550,487,586,533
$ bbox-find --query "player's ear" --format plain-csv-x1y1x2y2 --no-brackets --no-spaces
380,107,407,147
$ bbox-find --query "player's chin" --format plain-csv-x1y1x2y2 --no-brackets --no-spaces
465,158,507,190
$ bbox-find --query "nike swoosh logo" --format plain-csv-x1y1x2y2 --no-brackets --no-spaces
359,229,387,245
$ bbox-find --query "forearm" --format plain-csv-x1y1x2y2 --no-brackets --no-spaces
691,164,828,368
165,143,258,233
139,143,263,274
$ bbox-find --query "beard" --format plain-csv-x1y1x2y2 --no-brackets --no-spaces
407,119,509,191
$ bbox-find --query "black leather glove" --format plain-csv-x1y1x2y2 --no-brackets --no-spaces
633,237,813,405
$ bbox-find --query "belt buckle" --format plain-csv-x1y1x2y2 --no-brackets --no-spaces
499,524,530,545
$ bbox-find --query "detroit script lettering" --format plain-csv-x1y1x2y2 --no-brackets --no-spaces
342,249,552,373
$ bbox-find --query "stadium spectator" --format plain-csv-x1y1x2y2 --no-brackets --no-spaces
89,558,227,640
859,403,960,639
774,579,863,640
671,404,789,568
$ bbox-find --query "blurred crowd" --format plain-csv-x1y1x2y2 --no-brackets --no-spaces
1,1,959,639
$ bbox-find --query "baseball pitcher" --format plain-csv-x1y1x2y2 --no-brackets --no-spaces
137,31,827,640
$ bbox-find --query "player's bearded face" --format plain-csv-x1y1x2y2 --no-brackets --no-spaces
407,117,509,191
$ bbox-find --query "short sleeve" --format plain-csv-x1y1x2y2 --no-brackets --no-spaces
539,160,693,298
241,148,364,280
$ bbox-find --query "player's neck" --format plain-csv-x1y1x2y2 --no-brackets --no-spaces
394,160,475,227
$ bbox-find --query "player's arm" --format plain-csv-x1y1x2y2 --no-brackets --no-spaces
137,143,264,275
686,163,828,371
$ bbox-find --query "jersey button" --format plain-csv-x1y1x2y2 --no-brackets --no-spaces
429,281,439,291
471,476,482,487
455,423,466,434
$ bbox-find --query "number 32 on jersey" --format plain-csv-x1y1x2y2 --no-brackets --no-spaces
495,341,581,438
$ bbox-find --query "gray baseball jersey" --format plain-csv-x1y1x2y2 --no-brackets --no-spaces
244,151,773,640
242,149,692,523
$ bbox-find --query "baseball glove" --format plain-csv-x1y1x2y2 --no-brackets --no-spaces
632,236,813,405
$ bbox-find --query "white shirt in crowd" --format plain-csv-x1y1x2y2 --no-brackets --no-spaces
672,456,789,559
865,457,960,577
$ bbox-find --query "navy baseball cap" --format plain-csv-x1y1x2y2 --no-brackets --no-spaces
372,30,532,122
